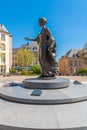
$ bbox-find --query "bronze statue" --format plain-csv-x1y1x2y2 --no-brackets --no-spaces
25,18,58,78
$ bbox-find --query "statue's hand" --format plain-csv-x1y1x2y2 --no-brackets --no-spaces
24,37,36,41
24,37,30,40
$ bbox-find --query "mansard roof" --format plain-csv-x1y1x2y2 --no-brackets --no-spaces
64,49,81,57
0,24,11,35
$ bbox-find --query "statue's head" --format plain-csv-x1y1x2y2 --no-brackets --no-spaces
38,17,47,26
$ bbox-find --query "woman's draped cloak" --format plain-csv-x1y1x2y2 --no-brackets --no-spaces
36,27,58,76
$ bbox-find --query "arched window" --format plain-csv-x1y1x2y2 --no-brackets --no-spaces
1,34,5,41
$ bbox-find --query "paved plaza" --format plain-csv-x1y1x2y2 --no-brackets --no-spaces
0,75,87,82
0,75,87,130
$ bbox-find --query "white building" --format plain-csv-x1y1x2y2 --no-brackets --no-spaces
0,24,12,74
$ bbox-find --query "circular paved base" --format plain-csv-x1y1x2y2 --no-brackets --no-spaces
0,99,87,130
0,80,87,130
24,78,70,89
0,83,87,104
0,124,87,130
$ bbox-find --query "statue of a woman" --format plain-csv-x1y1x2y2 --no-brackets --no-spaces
25,18,58,78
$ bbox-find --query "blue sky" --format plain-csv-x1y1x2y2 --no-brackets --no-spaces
0,0,87,59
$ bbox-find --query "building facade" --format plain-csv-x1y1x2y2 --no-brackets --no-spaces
78,47,87,66
59,49,84,75
0,24,12,74
12,48,19,67
12,41,39,68
21,41,39,64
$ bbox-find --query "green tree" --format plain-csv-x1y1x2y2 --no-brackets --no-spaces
31,64,41,74
17,49,36,66
77,68,87,75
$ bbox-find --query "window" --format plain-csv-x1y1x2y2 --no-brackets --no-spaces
0,43,5,51
79,61,82,66
29,47,31,50
74,61,78,66
1,65,6,74
1,53,5,64
33,46,37,50
12,56,14,60
15,56,17,60
15,63,17,66
69,60,73,66
70,68,73,73
1,34,5,41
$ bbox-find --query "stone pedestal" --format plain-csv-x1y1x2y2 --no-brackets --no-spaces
24,77,70,89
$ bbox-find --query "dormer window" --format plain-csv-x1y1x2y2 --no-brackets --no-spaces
33,46,37,50
73,54,77,57
1,34,5,41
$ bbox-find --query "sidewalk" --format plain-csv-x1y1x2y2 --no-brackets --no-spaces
0,75,87,82
59,76,87,82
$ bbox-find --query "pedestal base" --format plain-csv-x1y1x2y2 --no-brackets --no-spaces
0,82,87,105
24,78,70,89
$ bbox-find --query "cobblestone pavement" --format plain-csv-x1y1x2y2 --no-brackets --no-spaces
0,75,87,82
